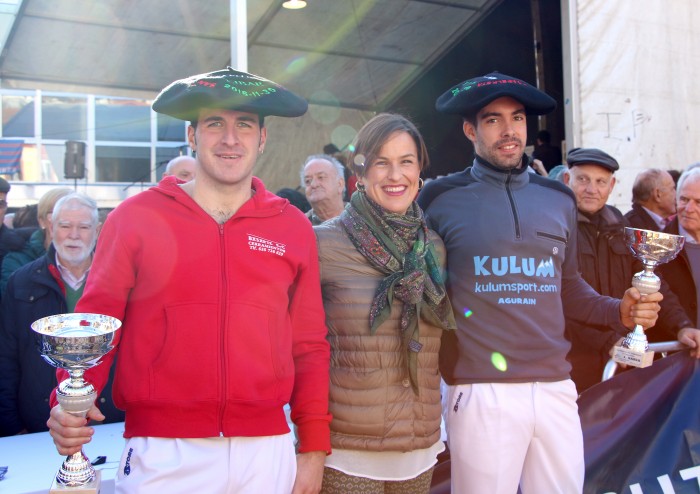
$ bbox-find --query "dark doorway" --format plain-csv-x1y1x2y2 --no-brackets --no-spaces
389,0,564,178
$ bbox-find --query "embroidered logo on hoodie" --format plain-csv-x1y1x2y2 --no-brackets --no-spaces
247,234,286,256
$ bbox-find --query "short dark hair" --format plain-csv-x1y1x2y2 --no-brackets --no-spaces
275,187,310,213
0,177,9,193
13,204,38,228
462,114,477,127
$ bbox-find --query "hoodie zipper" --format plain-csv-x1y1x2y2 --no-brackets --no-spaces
505,171,521,240
218,222,227,436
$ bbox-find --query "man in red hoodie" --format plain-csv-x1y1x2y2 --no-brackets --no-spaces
47,68,331,494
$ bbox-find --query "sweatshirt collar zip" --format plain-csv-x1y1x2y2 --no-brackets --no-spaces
472,155,524,240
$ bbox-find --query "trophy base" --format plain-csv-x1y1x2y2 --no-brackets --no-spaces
50,470,101,493
612,346,655,368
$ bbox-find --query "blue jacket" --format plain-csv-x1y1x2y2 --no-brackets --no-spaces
0,245,123,436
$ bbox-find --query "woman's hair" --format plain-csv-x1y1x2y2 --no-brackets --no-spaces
349,113,429,178
37,187,73,222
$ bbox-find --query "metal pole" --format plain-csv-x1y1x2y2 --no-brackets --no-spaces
230,0,248,71
530,0,546,130
561,0,581,151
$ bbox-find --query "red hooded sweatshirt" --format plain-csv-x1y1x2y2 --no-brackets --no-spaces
53,176,331,453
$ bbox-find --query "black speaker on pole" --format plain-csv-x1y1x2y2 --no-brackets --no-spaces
64,141,86,179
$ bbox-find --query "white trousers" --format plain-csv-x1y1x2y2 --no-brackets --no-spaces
115,433,296,494
443,380,584,494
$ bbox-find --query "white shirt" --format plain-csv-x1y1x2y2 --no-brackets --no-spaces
679,224,698,245
55,253,90,290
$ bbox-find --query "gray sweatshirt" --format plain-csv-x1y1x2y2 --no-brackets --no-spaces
418,156,627,384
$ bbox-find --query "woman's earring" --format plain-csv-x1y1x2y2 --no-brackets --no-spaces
356,182,365,192
418,178,424,190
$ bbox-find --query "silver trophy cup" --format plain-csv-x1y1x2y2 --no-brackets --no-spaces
32,313,121,492
612,228,685,367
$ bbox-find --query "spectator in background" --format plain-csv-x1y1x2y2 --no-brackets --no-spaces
660,168,700,330
624,168,676,231
12,203,39,228
0,178,34,278
562,148,699,392
276,187,311,213
0,187,72,295
547,164,567,183
162,155,196,182
531,129,562,173
324,143,356,201
0,193,123,436
2,211,11,229
529,158,548,176
668,169,682,186
301,154,346,226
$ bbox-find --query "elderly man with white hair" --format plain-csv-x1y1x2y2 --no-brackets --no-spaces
0,193,123,436
301,154,346,225
660,167,700,336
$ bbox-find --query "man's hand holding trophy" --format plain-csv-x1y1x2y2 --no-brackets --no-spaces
612,227,685,368
32,313,121,494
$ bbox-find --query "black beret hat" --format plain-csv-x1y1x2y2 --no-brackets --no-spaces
152,67,308,121
566,147,619,172
436,72,556,117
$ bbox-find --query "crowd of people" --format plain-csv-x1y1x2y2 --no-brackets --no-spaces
0,67,698,494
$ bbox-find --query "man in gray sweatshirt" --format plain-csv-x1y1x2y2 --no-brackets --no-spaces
418,72,662,494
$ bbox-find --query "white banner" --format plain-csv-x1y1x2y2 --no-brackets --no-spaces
566,0,700,211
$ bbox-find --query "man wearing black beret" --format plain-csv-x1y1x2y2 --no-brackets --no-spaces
46,68,330,494
418,73,663,493
562,148,700,392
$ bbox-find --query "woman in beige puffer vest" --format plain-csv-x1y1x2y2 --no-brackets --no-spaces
314,113,455,494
